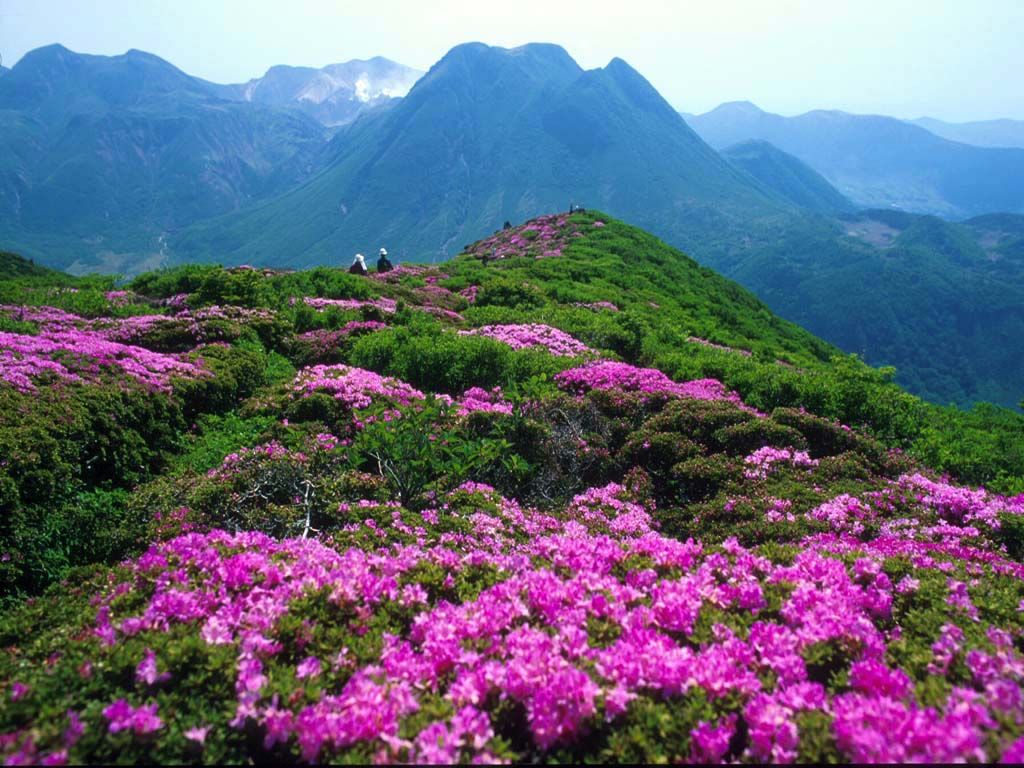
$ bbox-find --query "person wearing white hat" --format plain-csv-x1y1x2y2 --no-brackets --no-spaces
348,253,368,276
377,247,393,273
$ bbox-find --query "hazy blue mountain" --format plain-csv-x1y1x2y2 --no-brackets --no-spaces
686,101,1024,218
911,116,1024,149
721,139,854,214
173,42,786,266
0,44,328,273
225,58,423,127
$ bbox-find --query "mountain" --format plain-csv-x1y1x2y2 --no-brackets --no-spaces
685,101,1024,218
0,44,329,273
911,116,1024,149
717,207,1024,408
225,57,423,127
720,139,854,214
172,42,787,266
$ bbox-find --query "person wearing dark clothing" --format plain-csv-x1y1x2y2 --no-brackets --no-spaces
377,247,393,273
349,253,368,275
503,221,512,230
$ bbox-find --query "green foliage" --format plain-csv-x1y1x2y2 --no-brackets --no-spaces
348,317,569,394
349,397,524,506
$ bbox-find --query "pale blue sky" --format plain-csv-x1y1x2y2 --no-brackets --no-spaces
2,0,1022,121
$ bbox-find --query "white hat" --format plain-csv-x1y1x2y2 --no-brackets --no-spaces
354,253,366,264
379,248,388,256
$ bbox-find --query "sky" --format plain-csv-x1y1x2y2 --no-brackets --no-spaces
2,0,1023,121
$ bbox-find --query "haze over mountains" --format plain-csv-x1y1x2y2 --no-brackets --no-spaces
909,116,1024,150
0,41,1022,411
684,101,1024,219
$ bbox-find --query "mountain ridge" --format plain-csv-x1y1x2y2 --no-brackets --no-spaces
686,100,1024,218
911,115,1024,149
720,139,854,214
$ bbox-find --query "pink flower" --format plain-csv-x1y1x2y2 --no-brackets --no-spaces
184,726,210,745
296,656,322,680
135,649,171,686
9,682,29,702
459,324,593,357
103,700,163,736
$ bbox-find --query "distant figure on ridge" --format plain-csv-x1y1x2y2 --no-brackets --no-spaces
349,253,368,276
503,220,512,230
377,247,393,273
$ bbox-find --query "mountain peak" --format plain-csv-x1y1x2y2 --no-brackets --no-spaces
232,56,422,125
434,41,579,74
713,100,765,115
415,41,583,102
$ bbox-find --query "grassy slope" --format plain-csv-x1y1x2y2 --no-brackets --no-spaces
3,213,1024,764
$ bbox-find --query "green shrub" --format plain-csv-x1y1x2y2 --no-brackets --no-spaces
348,322,567,394
713,418,808,456
670,454,739,502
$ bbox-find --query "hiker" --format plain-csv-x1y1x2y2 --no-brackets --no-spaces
348,253,368,276
377,247,393,273
503,220,512,230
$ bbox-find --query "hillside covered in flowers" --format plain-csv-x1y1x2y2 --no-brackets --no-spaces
2,212,1024,763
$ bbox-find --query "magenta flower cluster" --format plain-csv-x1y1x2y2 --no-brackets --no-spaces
47,474,1022,764
291,365,425,409
0,328,209,393
464,214,579,262
294,322,387,355
290,365,511,421
554,361,749,408
744,446,819,480
302,297,398,314
459,324,593,357
454,387,513,416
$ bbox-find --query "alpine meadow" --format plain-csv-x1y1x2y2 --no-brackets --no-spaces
2,3,1024,764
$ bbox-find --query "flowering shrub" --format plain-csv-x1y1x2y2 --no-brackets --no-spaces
0,328,210,393
555,361,749,409
291,364,426,409
459,324,593,357
4,474,1024,763
455,386,513,416
291,322,387,366
303,297,397,314
463,214,581,262
744,446,819,480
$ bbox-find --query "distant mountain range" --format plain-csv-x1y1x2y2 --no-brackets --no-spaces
684,101,1024,219
910,116,1024,149
224,58,423,127
0,44,330,274
0,42,1022,411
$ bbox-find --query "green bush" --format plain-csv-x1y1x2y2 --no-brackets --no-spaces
670,454,739,502
713,418,808,456
348,320,568,394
